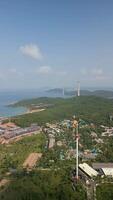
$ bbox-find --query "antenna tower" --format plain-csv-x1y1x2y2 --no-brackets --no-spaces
62,87,65,97
72,117,79,180
77,81,80,96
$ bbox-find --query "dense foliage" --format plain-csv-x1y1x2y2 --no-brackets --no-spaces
96,137,113,162
0,170,87,200
96,184,113,200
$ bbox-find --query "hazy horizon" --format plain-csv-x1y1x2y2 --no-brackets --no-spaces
0,86,113,92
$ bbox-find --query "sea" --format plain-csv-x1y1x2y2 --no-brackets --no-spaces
0,89,63,117
0,87,112,117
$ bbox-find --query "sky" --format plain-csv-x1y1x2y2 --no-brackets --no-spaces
0,0,113,90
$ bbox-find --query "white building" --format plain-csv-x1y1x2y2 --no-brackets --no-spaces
102,168,113,177
79,163,98,178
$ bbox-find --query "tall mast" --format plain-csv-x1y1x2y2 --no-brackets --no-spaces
77,81,80,97
62,87,65,97
76,124,79,179
72,116,79,180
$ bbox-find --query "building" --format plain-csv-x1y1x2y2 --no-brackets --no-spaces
79,163,98,178
92,162,113,169
92,163,113,177
48,134,55,149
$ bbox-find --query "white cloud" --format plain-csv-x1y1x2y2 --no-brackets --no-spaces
20,44,43,60
37,66,52,74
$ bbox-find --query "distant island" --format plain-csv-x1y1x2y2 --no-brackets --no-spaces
47,88,113,98
7,96,113,127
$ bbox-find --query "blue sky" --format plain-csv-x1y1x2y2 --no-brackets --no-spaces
0,0,113,89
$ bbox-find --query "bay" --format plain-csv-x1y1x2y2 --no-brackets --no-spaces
0,89,63,117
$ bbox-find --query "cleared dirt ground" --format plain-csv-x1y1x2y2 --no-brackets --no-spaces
23,153,42,169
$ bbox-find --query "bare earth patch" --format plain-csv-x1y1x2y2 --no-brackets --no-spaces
0,179,9,188
23,153,42,169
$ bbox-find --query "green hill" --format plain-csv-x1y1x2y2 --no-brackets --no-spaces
11,96,113,127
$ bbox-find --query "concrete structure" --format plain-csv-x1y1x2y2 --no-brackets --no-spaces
77,81,80,96
102,168,113,177
92,163,113,177
48,134,55,149
62,87,65,97
0,123,41,144
92,163,113,169
79,163,98,178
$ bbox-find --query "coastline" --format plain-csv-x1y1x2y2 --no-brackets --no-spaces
0,104,28,118
26,108,45,114
0,103,46,118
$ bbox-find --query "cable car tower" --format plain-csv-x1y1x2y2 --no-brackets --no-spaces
77,81,80,97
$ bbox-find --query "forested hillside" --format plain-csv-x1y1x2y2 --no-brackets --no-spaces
11,96,113,127
0,170,86,200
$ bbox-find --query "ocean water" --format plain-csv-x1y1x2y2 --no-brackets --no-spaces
0,89,63,117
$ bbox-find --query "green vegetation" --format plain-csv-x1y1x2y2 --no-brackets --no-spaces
11,97,64,108
1,95,113,199
0,133,46,174
96,183,113,200
11,96,113,127
0,130,87,200
96,137,113,162
38,147,75,169
0,170,87,200
80,127,96,149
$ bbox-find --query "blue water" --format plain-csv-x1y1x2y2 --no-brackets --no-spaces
0,89,64,117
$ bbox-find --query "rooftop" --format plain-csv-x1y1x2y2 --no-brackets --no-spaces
79,163,98,177
92,163,113,169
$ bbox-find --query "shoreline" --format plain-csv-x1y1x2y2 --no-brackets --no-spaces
0,106,46,119
26,108,45,114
